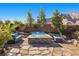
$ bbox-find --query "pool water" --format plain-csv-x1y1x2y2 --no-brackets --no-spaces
31,32,45,35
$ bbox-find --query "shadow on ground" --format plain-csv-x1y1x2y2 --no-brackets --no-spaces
29,42,62,47
6,40,24,49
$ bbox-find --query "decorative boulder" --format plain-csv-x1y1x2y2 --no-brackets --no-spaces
72,39,77,46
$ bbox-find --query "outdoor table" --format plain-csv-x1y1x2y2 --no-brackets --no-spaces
27,34,53,44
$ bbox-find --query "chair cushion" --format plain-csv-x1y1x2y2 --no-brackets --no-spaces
15,35,22,42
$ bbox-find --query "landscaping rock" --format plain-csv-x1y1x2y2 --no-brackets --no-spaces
72,39,77,46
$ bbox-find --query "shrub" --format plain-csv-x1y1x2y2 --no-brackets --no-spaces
0,22,16,48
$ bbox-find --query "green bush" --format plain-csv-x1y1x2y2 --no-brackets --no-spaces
0,22,16,48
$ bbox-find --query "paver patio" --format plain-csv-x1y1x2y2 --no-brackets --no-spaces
5,37,79,56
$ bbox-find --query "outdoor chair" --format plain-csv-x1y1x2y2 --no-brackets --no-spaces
11,32,22,43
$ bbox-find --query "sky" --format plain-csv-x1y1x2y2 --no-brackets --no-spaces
0,3,79,23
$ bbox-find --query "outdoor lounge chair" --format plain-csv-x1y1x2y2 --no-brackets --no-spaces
14,35,22,42
50,32,64,43
11,32,22,43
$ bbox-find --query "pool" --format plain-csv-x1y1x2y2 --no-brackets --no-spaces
31,32,46,35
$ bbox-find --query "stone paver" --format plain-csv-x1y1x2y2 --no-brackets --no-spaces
29,47,39,51
40,50,50,55
21,38,29,46
20,49,29,56
17,54,21,56
7,53,16,56
48,48,53,55
53,48,62,56
62,48,72,56
77,44,79,47
49,47,54,53
29,50,40,55
21,45,30,50
39,47,48,51
71,49,79,56
6,37,79,56
10,48,20,54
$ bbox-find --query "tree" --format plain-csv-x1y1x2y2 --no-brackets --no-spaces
51,9,64,33
37,8,46,26
27,10,33,27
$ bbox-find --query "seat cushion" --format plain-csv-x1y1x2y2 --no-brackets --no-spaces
15,35,22,42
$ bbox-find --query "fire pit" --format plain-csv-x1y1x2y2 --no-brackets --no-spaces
27,32,53,44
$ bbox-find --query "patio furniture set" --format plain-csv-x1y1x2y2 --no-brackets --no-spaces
10,31,65,44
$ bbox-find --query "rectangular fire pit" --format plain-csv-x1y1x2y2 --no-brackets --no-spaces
27,32,53,44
